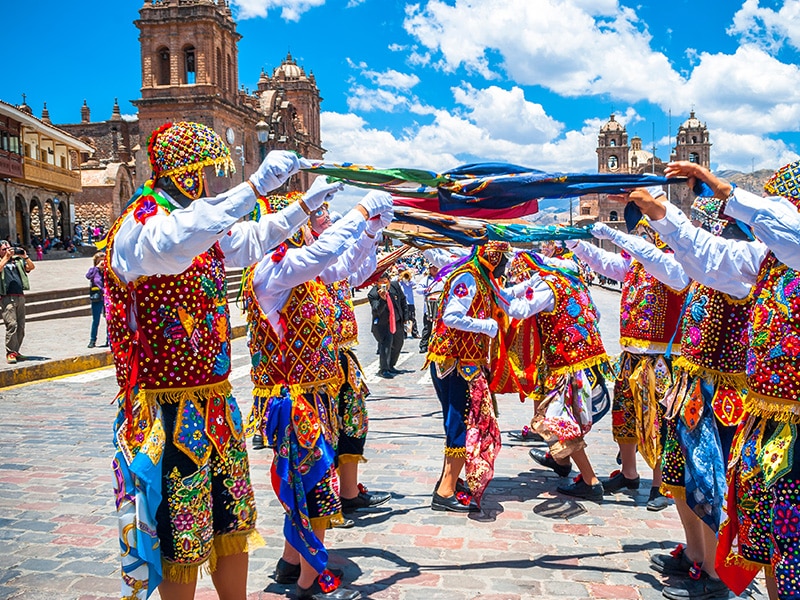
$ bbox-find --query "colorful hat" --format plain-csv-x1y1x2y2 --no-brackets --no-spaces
147,122,235,200
478,240,512,268
258,192,306,246
691,196,732,237
764,159,800,208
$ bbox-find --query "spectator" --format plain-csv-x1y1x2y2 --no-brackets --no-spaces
398,269,419,338
368,272,406,378
85,251,107,348
0,240,35,363
35,245,43,262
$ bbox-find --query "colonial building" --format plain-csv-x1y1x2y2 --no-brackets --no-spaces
132,0,323,191
579,111,711,226
0,99,92,247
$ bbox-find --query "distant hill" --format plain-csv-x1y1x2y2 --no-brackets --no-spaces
717,169,774,195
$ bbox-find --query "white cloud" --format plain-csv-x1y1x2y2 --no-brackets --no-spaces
346,0,367,7
368,69,420,90
709,129,799,172
232,0,325,21
347,85,412,112
451,84,563,144
728,0,800,53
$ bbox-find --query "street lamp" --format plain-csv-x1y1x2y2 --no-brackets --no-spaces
255,120,269,162
234,145,245,182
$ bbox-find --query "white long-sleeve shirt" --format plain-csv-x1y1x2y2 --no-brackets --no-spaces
252,209,367,336
110,183,307,284
423,247,469,269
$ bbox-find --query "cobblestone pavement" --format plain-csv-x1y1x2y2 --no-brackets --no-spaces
0,287,768,600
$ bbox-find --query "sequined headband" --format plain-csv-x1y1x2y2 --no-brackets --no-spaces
764,159,800,209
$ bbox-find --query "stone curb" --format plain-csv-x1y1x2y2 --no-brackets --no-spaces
0,297,369,389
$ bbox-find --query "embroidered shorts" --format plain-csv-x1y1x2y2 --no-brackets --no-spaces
611,351,670,443
156,399,258,568
337,351,368,459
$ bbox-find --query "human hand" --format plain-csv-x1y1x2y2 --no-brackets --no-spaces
664,161,733,200
590,222,615,240
250,151,313,195
485,318,499,338
358,191,394,219
302,177,344,211
564,239,579,249
628,188,667,221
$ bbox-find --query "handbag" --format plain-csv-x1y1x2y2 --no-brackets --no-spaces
89,286,103,302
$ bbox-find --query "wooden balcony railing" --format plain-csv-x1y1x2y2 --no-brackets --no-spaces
21,157,82,193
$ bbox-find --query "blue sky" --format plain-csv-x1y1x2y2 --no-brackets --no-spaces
5,0,800,178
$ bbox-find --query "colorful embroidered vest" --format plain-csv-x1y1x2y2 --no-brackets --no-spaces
105,208,231,392
327,279,359,348
678,282,752,377
244,269,342,396
744,253,800,421
619,259,687,353
536,274,608,376
427,262,494,367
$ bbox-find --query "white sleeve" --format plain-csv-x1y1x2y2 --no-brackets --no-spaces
318,218,375,284
601,227,690,290
423,247,468,269
110,182,259,282
441,272,498,337
347,237,379,287
218,202,308,268
569,241,630,281
724,188,800,270
503,275,555,319
252,209,366,299
648,202,766,299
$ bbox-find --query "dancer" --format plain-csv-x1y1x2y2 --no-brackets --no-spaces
243,190,392,600
631,160,800,600
105,121,338,600
307,201,392,515
568,191,689,511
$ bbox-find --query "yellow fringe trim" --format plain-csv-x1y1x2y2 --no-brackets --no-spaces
253,379,342,401
673,357,747,389
162,558,203,585
142,379,232,405
744,392,800,424
337,454,366,465
444,446,466,458
310,512,342,531
619,337,679,354
614,436,638,444
721,551,771,573
660,483,686,501
213,529,265,558
548,354,610,378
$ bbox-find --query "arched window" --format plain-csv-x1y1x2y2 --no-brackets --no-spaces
689,152,699,163
216,48,223,89
609,211,618,221
227,54,233,92
157,46,171,85
691,136,697,143
184,45,196,84
607,155,619,171
609,139,617,147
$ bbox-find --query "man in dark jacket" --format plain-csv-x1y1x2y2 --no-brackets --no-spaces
368,272,407,378
0,240,34,364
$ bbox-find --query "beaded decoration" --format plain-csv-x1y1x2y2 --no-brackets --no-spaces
691,196,733,237
764,159,800,208
147,122,235,201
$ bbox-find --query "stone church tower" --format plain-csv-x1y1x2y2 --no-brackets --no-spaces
669,111,711,215
133,0,323,190
596,114,629,174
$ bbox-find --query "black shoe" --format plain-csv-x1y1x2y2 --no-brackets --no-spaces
651,544,695,576
87,341,96,348
662,573,731,599
434,477,470,496
508,428,544,442
251,434,266,450
377,370,395,379
100,341,109,347
431,491,478,513
341,485,391,512
419,346,428,354
601,469,640,492
647,487,671,511
294,571,358,600
529,448,572,477
557,475,604,501
274,560,344,585
388,368,406,375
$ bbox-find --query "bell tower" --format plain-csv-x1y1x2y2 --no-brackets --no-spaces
133,0,255,185
596,114,629,174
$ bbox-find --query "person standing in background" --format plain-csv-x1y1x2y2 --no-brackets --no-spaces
85,251,108,348
368,272,407,378
0,240,35,364
398,269,419,338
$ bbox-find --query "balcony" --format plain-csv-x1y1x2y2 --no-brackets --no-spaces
0,150,23,179
19,157,82,193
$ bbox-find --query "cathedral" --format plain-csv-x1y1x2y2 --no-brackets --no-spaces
580,111,712,224
58,0,323,231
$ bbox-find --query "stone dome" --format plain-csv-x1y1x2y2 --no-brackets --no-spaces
680,110,703,130
273,52,306,80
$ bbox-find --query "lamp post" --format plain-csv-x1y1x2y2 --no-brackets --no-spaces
255,120,269,162
234,145,245,182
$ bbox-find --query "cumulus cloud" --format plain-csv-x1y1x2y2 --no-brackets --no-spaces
709,129,799,172
728,0,800,53
232,0,324,21
347,85,413,112
452,84,563,144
